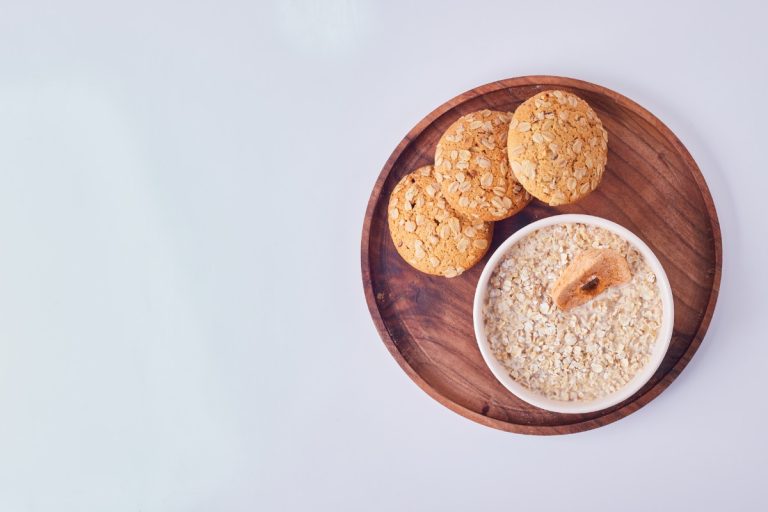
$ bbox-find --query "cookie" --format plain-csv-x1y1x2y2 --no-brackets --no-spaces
435,110,531,221
507,90,608,206
388,165,493,278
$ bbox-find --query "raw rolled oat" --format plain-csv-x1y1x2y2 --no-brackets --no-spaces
482,223,662,401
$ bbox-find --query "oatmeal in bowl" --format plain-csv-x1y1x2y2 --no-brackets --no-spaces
473,214,674,414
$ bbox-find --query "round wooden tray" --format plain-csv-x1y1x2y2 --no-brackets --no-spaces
361,76,721,435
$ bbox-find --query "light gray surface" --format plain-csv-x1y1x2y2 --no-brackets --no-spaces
0,1,765,510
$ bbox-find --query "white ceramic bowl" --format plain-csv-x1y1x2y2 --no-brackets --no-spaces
473,214,674,414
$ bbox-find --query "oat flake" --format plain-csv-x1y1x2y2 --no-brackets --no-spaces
482,223,663,401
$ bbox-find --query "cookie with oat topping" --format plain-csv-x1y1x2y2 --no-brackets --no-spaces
388,165,493,278
435,110,531,221
507,90,608,206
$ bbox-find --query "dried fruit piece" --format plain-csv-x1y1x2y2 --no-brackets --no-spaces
550,248,631,310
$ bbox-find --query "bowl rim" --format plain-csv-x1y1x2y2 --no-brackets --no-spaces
472,213,675,414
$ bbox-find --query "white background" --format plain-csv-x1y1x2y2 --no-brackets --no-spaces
0,1,765,510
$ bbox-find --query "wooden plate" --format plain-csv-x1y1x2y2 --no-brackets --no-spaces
361,76,721,435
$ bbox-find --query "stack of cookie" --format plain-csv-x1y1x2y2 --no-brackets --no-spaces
388,90,608,277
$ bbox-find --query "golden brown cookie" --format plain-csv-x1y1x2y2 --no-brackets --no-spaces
435,110,531,221
507,90,608,206
388,165,493,278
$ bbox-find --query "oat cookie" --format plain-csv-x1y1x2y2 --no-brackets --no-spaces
507,90,608,206
435,110,531,221
388,165,493,277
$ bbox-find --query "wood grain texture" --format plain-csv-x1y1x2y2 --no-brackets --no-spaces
361,76,721,435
